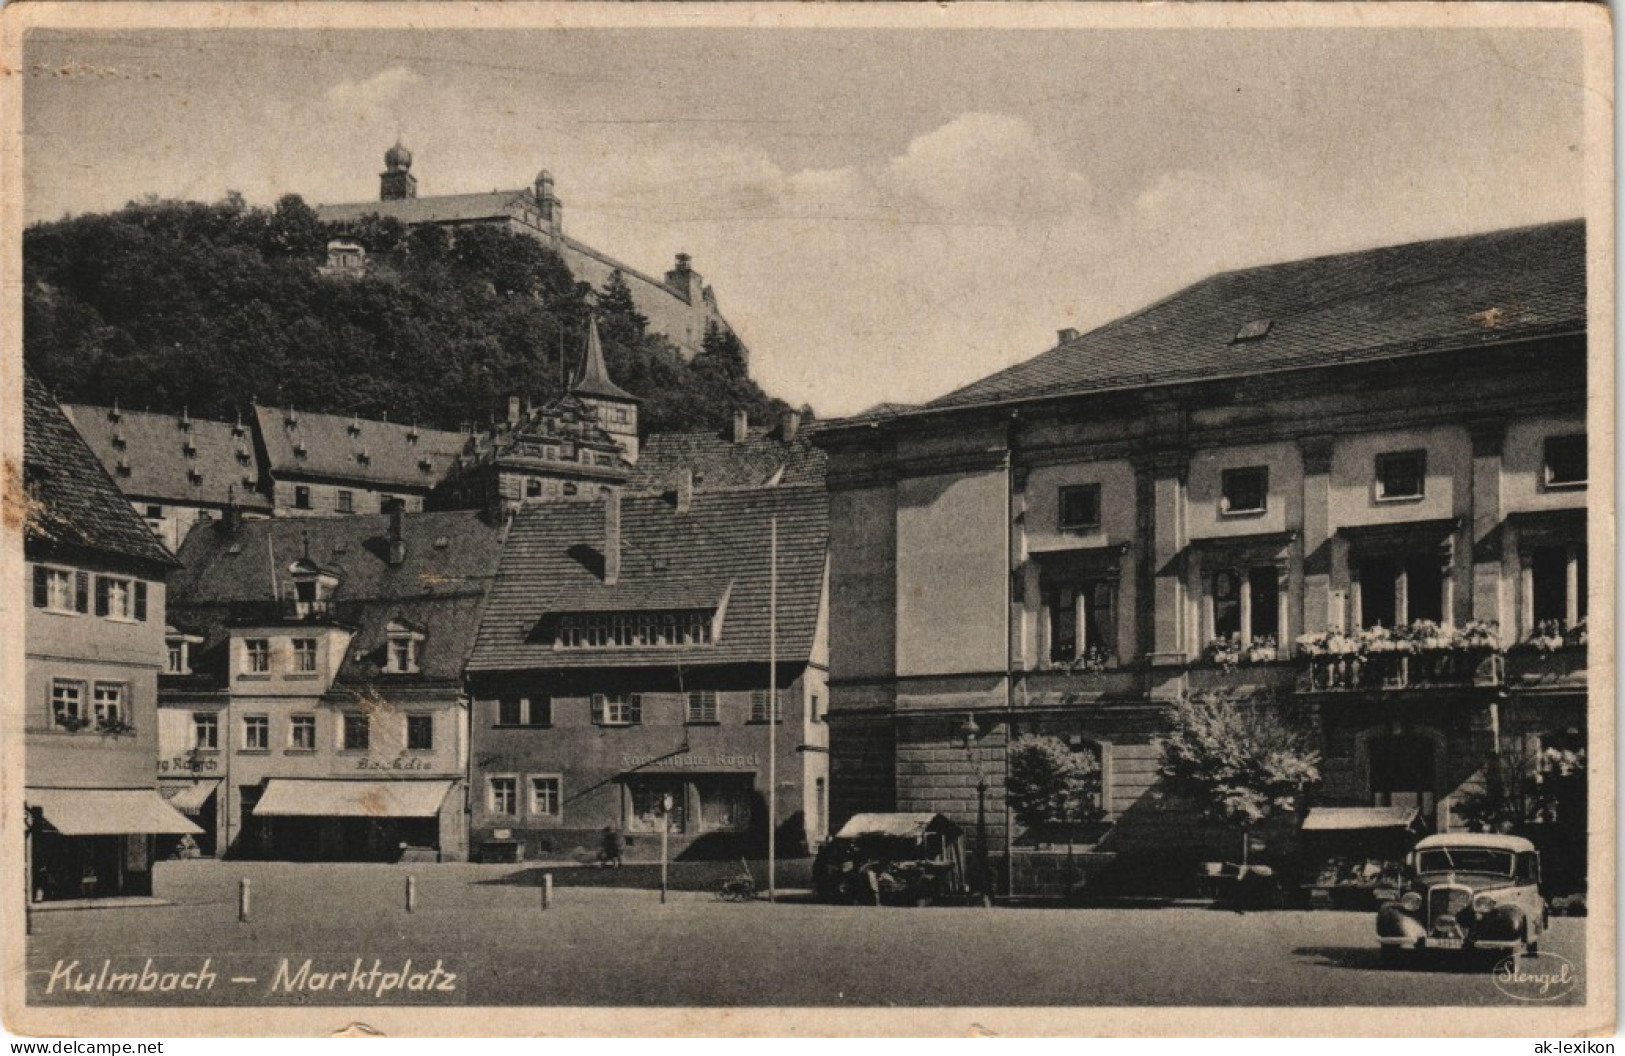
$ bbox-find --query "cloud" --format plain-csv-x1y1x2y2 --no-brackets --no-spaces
325,67,421,122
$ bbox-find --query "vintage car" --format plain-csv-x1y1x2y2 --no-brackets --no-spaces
1376,833,1546,963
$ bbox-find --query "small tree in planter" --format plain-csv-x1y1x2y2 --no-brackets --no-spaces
1156,695,1321,868
1005,735,1104,833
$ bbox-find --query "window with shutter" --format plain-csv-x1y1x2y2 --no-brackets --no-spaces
94,577,110,617
75,571,90,613
135,582,148,621
33,566,47,608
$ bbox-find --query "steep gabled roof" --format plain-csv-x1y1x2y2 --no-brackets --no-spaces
468,485,828,672
571,316,637,402
23,375,178,570
252,406,471,490
627,425,827,493
168,509,505,687
63,404,273,512
929,220,1586,411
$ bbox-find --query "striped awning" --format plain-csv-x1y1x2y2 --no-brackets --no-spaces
253,779,453,819
160,781,220,815
30,789,203,836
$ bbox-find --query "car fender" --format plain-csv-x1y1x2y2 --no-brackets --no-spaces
1474,903,1528,942
1376,903,1426,940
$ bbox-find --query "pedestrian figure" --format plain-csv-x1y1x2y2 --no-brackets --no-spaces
598,826,624,869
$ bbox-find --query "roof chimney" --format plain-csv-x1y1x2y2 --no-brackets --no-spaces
732,409,749,445
508,396,522,425
603,489,621,586
780,408,801,443
387,500,407,565
1058,327,1081,344
675,468,693,514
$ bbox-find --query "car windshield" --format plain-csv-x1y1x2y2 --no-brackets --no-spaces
1416,847,1516,876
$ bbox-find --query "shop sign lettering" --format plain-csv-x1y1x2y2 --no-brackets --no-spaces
355,754,437,772
620,752,760,770
158,756,219,774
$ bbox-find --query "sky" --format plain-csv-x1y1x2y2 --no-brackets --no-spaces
22,23,1588,417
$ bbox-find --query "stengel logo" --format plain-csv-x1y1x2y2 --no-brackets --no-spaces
1492,953,1580,1002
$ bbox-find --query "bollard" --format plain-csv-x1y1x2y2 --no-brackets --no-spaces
405,875,417,914
238,878,251,923
542,872,553,910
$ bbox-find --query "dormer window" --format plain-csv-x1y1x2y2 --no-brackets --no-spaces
236,447,252,466
111,432,127,450
385,619,426,674
418,458,434,473
1543,434,1586,489
187,468,203,486
165,626,203,675
116,459,131,477
347,420,362,438
356,449,371,465
293,443,308,459
287,558,339,617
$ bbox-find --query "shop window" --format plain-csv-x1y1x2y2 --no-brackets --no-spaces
1220,467,1268,515
342,712,370,750
192,712,219,751
289,714,316,750
1543,435,1586,488
698,777,754,833
529,776,561,818
686,691,719,724
242,715,269,751
406,714,434,751
488,776,517,815
1375,450,1426,501
626,778,685,834
1058,485,1101,532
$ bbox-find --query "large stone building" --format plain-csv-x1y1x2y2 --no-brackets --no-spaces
463,485,830,862
316,142,744,360
814,220,1591,894
159,507,505,861
23,375,199,901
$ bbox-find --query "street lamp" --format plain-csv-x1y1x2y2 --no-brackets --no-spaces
659,793,673,905
959,715,990,902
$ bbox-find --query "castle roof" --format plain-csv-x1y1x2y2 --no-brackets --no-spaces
23,375,178,571
628,425,826,493
315,190,530,228
252,406,470,490
927,220,1586,411
63,404,273,513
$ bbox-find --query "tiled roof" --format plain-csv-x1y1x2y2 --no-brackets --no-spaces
930,220,1586,410
23,375,179,570
468,485,828,672
168,509,506,686
63,405,273,512
315,190,530,227
627,425,827,493
253,405,472,490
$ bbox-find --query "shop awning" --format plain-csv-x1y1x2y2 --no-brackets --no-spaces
1301,806,1423,832
161,781,220,815
30,789,203,836
253,779,453,819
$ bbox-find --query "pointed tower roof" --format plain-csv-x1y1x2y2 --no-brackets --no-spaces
570,315,639,403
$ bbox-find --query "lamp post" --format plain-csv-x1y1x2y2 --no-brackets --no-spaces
959,715,990,903
659,793,673,904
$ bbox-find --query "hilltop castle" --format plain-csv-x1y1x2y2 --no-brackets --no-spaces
316,142,742,360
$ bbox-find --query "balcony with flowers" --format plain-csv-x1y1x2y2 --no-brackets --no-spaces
1508,617,1587,690
1185,633,1297,697
1295,620,1504,693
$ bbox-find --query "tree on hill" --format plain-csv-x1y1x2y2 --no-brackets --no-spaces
22,195,805,434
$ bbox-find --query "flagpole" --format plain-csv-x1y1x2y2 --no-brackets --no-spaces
768,514,777,904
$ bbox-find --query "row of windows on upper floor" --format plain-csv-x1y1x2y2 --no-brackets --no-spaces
1043,541,1587,668
1054,435,1586,532
290,486,412,513
45,677,133,734
163,628,427,678
488,690,815,728
183,709,435,753
32,566,150,622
